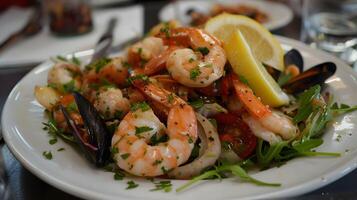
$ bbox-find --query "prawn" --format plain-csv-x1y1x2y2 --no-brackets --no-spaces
48,61,82,92
111,83,198,176
83,57,129,86
231,75,297,141
93,87,130,119
165,27,226,87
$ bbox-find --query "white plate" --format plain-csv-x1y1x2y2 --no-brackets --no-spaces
159,0,293,30
2,36,357,200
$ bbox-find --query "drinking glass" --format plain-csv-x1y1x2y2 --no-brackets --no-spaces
301,0,357,66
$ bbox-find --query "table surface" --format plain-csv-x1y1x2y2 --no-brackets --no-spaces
0,1,357,200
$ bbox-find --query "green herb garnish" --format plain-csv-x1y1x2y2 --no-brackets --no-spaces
42,151,53,160
126,180,139,189
190,66,201,80
196,47,210,55
135,126,153,135
130,102,150,112
114,171,125,180
121,153,131,160
150,180,172,192
189,99,204,109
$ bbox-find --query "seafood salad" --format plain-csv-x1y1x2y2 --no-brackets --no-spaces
34,14,357,192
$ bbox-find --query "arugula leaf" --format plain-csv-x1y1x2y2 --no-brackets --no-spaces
256,140,288,168
331,103,357,115
176,163,280,192
292,138,323,152
293,85,321,124
176,170,221,192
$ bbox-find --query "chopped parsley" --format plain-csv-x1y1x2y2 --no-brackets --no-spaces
66,102,78,113
57,148,65,152
167,93,174,104
160,22,170,38
120,153,131,160
88,78,116,90
113,110,123,119
196,47,210,55
49,138,58,145
126,180,139,189
114,171,125,180
86,57,111,72
42,151,53,160
153,159,163,166
126,74,150,85
138,48,143,55
150,134,168,145
111,147,119,155
150,180,172,192
190,66,201,80
135,126,153,135
122,61,132,68
188,57,195,63
130,102,150,112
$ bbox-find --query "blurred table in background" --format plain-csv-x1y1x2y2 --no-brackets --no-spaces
0,1,356,199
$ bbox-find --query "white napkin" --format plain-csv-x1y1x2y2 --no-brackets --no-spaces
0,5,143,67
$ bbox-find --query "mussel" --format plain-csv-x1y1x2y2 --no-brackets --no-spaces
61,92,112,167
283,62,336,94
284,49,304,72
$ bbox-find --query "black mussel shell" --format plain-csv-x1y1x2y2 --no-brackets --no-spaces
284,49,304,72
283,62,336,94
61,105,97,164
73,92,112,167
264,64,281,80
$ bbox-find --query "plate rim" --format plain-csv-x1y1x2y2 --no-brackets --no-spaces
2,36,357,200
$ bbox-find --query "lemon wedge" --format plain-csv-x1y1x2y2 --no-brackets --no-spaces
205,13,284,71
223,30,289,107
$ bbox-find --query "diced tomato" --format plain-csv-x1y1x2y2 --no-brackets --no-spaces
213,112,239,125
214,112,257,159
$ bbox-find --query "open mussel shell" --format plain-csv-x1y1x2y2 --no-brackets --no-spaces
60,105,97,164
283,62,336,94
284,49,304,72
73,92,112,167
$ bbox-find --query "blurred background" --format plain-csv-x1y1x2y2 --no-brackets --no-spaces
0,0,356,199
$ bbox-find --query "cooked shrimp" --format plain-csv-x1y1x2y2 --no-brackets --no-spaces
165,28,226,87
242,114,282,144
83,57,129,86
149,20,181,36
48,62,81,92
111,83,198,176
93,87,130,119
231,75,297,140
128,36,165,66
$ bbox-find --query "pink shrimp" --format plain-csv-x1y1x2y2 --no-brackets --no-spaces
111,83,198,176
